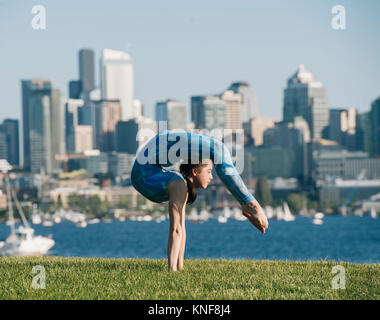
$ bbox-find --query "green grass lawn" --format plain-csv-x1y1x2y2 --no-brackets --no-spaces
0,257,379,300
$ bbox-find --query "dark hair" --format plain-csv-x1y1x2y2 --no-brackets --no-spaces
179,160,210,205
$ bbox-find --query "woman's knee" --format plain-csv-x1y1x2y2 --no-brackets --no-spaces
170,223,183,237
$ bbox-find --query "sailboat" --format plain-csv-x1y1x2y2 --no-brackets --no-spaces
312,212,324,225
0,160,55,256
370,208,377,219
283,202,295,222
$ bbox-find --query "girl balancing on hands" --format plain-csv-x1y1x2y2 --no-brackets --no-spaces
131,130,268,272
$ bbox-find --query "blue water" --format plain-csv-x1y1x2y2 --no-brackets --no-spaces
1,216,379,263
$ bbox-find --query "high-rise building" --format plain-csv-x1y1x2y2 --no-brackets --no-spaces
21,80,66,173
101,49,134,121
79,48,95,100
0,119,19,166
283,65,329,141
0,131,7,160
329,108,357,150
92,99,122,152
248,117,276,146
220,90,242,130
68,80,82,99
51,88,66,171
263,121,307,179
74,125,93,153
371,97,380,157
228,82,258,122
21,79,52,172
116,116,157,154
155,99,187,132
356,111,372,154
191,95,225,131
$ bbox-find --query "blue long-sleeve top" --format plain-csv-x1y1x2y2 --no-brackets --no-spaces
136,130,254,206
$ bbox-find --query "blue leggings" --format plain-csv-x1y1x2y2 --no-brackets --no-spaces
131,130,254,205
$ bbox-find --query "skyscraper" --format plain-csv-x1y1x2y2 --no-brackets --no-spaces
191,95,225,131
21,79,52,172
68,80,82,99
92,99,122,152
0,119,19,166
220,90,242,130
116,116,157,154
371,97,380,157
283,65,329,141
21,80,65,173
51,88,66,171
79,48,95,100
329,108,357,150
101,49,134,121
228,82,258,122
155,99,187,132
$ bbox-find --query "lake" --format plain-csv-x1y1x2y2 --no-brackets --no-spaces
0,216,379,263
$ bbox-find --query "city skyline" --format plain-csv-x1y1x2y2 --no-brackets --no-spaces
1,0,380,123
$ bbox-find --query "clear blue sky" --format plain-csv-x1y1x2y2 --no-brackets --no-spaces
1,0,379,123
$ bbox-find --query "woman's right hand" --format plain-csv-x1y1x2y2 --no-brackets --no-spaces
242,199,269,234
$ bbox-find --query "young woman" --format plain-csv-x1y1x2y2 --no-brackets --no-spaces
131,130,268,272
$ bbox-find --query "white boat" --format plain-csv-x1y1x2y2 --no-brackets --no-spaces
283,202,295,222
217,215,228,223
275,206,285,220
264,206,274,219
42,220,54,227
232,207,246,221
76,220,87,228
199,209,211,221
0,226,55,256
31,213,42,225
88,218,100,224
314,212,324,219
312,218,323,225
0,162,55,256
370,208,377,219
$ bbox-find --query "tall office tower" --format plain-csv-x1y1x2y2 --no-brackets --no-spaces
79,48,95,100
283,65,329,141
93,99,122,152
356,111,372,154
155,99,187,132
228,82,258,122
371,97,380,157
116,116,157,154
263,121,307,178
74,125,93,153
221,90,242,130
248,117,276,146
0,131,7,160
21,79,52,172
66,99,85,152
68,80,82,99
134,99,143,117
329,108,357,149
191,95,225,131
50,89,66,171
101,49,134,121
0,119,19,166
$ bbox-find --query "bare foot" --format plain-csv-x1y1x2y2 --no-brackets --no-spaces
242,200,269,234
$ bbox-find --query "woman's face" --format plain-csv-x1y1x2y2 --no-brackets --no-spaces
192,160,213,189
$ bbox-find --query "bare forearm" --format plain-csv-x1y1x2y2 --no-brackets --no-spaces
167,204,183,271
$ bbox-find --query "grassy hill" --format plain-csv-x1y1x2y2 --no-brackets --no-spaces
0,257,379,299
